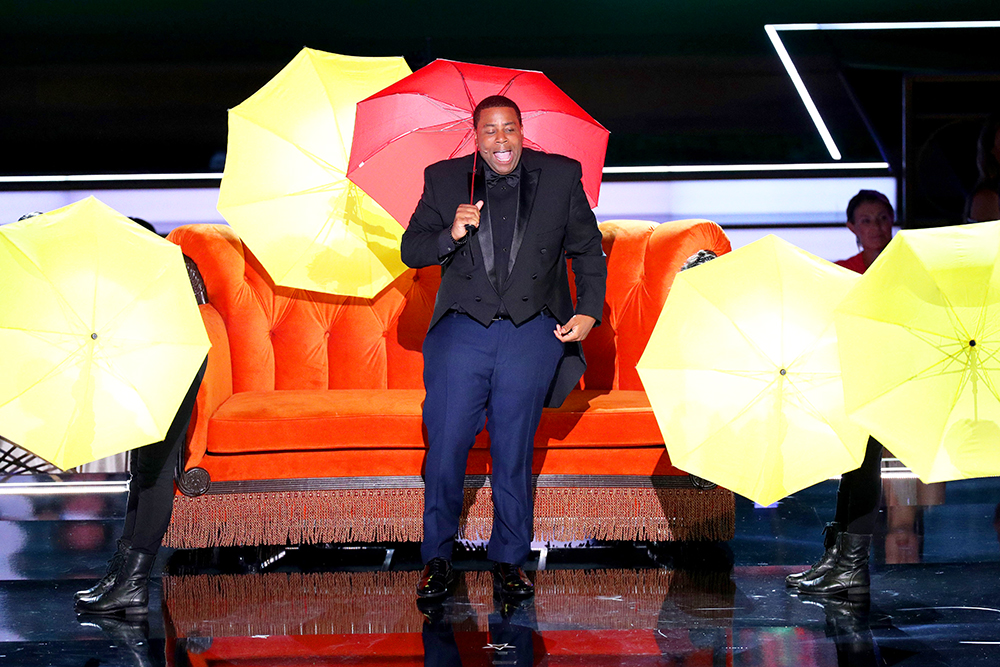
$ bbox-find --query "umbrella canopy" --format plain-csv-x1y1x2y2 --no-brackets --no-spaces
836,220,1000,483
0,197,210,470
636,235,868,506
217,48,412,297
347,58,609,228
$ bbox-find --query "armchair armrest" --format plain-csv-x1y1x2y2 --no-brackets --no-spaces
184,303,233,470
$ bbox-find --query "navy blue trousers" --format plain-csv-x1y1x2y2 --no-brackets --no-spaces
420,311,563,565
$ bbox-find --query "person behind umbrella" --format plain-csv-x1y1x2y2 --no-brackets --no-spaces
786,189,894,596
74,218,208,617
964,112,1000,223
401,95,607,601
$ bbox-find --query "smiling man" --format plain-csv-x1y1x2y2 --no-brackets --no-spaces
401,95,607,602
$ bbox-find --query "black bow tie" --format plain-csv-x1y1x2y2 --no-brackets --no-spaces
486,169,519,189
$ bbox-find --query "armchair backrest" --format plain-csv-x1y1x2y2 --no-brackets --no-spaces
167,219,729,394
577,219,731,391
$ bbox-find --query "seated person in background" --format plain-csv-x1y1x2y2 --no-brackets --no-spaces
835,190,893,274
965,113,1000,223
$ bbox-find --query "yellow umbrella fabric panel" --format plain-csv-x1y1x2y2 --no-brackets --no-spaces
637,234,866,506
836,220,1000,483
0,197,211,470
218,48,411,297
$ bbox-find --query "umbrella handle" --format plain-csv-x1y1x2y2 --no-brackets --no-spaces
465,150,478,266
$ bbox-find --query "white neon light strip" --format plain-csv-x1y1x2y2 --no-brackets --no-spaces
777,20,1000,32
0,163,891,186
0,173,222,184
0,481,128,495
764,24,842,161
766,20,1000,162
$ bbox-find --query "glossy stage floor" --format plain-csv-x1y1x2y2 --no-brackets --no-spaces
1,470,999,666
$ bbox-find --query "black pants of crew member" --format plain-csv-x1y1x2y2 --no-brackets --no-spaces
120,359,206,555
834,435,883,536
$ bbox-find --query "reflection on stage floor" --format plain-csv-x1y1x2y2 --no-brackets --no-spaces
1,472,998,665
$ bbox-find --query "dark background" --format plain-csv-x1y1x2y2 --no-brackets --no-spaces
2,1,999,226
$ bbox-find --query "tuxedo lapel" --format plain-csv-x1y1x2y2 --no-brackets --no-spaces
468,166,499,293
505,160,539,286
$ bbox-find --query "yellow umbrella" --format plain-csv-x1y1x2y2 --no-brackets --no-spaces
835,220,1000,483
0,197,210,470
636,235,868,506
217,48,411,297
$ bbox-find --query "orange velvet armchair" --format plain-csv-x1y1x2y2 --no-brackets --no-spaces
162,219,733,549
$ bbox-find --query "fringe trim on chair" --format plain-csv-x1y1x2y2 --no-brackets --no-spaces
164,568,684,637
163,486,734,549
164,571,425,637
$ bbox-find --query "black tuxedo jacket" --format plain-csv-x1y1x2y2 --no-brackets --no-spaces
400,148,607,333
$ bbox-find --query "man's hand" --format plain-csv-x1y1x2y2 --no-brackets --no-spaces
452,201,484,241
554,314,596,342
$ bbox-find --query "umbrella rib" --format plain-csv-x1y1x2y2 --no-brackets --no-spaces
971,265,995,343
278,193,371,287
90,346,176,436
0,235,89,333
50,346,97,469
0,339,90,410
951,344,1000,417
975,362,1000,405
456,65,477,113
684,280,778,372
232,108,346,177
0,325,94,337
680,373,779,460
221,179,344,212
497,72,526,98
354,122,473,166
784,374,845,431
852,328,971,411
96,263,177,342
351,93,472,166
297,147,344,179
933,248,1000,422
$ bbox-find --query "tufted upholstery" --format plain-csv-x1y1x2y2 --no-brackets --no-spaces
169,219,730,477
171,224,439,395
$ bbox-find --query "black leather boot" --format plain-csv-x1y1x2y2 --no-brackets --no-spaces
75,538,131,603
77,614,153,667
822,596,877,666
798,532,871,597
75,549,155,616
786,521,841,589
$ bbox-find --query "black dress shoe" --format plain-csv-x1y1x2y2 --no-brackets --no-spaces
416,598,447,626
492,562,534,599
416,557,455,600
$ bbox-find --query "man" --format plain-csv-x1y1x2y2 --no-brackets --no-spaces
401,95,607,601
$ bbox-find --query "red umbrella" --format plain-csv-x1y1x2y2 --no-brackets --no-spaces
347,59,609,228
